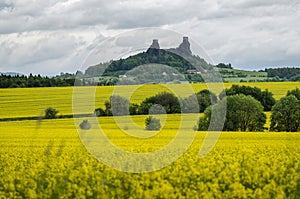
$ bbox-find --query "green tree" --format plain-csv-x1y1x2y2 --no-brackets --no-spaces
145,116,161,131
287,87,300,100
219,85,276,111
261,89,276,111
182,89,217,113
129,103,139,115
197,111,210,131
110,95,129,116
94,108,106,117
139,92,180,114
196,89,217,112
44,107,58,119
199,95,266,131
270,95,300,132
104,100,112,116
181,94,199,113
154,92,180,113
138,102,154,115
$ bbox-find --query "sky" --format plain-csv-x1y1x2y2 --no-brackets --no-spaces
0,0,300,75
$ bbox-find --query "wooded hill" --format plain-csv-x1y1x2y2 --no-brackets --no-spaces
0,37,299,87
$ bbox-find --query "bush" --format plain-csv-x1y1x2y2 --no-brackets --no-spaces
80,120,91,130
44,107,58,119
94,108,105,117
145,116,161,131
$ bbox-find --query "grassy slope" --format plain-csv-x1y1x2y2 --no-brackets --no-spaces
217,68,268,82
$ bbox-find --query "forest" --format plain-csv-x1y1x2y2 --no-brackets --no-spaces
0,74,75,88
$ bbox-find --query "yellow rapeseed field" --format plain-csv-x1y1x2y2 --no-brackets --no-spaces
0,82,300,198
0,82,298,118
0,118,299,198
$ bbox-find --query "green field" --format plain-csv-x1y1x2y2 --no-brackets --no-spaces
216,68,268,82
0,82,300,198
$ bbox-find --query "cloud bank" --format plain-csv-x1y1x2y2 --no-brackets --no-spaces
0,0,299,75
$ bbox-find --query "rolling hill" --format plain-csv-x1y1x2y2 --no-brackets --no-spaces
81,38,299,85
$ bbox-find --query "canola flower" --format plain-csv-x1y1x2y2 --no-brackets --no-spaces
0,118,299,198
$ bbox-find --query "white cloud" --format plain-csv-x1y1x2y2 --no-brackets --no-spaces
0,0,299,74
0,30,105,75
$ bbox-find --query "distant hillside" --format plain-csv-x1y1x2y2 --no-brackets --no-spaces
1,38,299,88
84,37,213,78
82,40,300,84
265,67,300,81
216,68,268,82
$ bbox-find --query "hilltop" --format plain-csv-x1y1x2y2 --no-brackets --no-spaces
84,37,213,80
80,38,300,85
1,37,300,88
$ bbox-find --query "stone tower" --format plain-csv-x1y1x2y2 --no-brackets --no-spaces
177,36,192,55
149,39,160,49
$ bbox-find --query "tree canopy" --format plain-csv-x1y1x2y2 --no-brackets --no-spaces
219,85,276,111
182,89,217,113
0,74,75,88
145,116,161,131
287,87,300,100
199,94,266,132
139,92,181,115
270,95,300,132
266,67,300,81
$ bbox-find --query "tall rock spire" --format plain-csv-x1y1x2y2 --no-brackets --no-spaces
147,39,160,55
149,39,160,49
177,36,192,55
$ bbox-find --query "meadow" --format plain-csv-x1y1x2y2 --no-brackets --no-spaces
0,82,300,198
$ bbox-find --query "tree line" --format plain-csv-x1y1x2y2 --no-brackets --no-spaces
265,67,300,81
1,66,299,88
93,85,300,132
199,87,300,132
40,85,299,132
94,90,219,117
0,74,75,88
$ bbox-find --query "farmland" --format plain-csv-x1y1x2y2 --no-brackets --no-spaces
1,118,300,198
0,82,300,198
217,68,269,82
0,82,298,119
